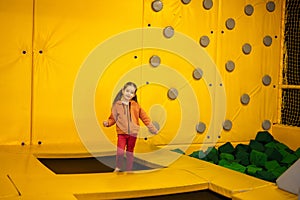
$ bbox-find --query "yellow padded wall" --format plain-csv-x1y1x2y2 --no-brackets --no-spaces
32,0,143,145
95,48,212,148
217,0,282,142
139,0,221,148
0,0,33,145
0,0,284,148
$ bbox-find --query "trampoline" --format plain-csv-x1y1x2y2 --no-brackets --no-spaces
38,156,163,174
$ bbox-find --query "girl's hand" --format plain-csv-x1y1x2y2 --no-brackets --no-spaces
103,121,109,127
149,129,158,135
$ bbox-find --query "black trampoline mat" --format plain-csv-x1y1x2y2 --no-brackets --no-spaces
38,155,160,174
127,190,231,200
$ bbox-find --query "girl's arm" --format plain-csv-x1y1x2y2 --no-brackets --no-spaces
139,108,158,134
103,106,117,127
103,112,116,127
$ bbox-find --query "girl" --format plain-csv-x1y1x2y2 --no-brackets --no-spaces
103,82,158,172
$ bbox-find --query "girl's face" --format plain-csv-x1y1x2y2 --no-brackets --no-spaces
122,85,136,102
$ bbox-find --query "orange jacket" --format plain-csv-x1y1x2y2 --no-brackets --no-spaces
106,100,158,135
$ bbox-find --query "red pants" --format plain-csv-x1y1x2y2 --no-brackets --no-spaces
116,134,137,171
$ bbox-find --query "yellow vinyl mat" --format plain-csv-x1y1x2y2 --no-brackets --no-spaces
0,142,297,200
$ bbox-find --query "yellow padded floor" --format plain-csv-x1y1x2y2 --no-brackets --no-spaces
0,142,298,200
232,185,298,200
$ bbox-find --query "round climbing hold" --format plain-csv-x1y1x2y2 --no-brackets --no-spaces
149,55,161,67
262,120,271,130
152,0,163,12
225,60,235,72
181,0,191,5
240,93,250,105
163,26,174,38
244,4,254,16
242,43,252,55
196,122,206,133
192,68,203,80
266,1,275,12
223,120,232,131
262,75,272,86
203,0,213,10
263,35,272,47
167,88,178,100
225,18,235,30
199,35,210,47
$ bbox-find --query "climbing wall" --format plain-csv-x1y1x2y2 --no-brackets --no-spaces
0,0,284,151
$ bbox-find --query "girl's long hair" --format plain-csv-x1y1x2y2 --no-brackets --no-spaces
112,82,138,106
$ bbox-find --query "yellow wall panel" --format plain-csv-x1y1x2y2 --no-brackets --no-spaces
0,0,286,148
32,0,144,144
0,0,33,145
142,0,283,146
217,0,283,142
95,48,212,146
144,0,219,59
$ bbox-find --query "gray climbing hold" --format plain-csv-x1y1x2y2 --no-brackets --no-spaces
200,35,210,47
149,55,161,67
263,35,272,47
163,26,174,38
242,43,252,55
223,120,232,131
167,88,178,100
203,0,213,10
193,68,203,80
226,18,235,30
152,0,163,12
225,60,235,72
262,75,272,86
240,93,250,105
244,4,254,16
266,1,275,12
181,0,191,5
196,122,206,133
262,120,271,130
